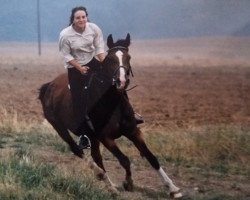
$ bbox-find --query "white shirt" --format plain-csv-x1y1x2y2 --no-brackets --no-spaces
59,22,105,68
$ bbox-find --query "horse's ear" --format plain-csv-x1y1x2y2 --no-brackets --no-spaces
125,33,131,47
107,34,114,49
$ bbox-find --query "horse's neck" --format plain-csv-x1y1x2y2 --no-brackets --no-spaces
87,85,122,132
87,75,117,110
101,59,113,77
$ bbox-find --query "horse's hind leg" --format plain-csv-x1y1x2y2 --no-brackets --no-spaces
48,119,83,158
101,138,133,191
127,128,182,198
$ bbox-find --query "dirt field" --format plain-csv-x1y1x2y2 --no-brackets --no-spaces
1,37,250,127
1,36,250,199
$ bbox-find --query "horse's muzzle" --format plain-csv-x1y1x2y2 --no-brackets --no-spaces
116,78,129,90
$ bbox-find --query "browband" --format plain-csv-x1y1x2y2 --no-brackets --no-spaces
107,46,128,52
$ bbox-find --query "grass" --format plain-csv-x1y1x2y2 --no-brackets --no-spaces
114,125,250,177
0,113,118,199
0,147,117,200
140,125,250,176
0,111,250,199
0,109,70,155
188,193,246,200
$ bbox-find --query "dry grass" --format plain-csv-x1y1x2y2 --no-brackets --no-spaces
1,111,249,199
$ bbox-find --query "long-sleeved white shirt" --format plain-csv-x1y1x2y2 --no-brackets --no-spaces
59,22,105,68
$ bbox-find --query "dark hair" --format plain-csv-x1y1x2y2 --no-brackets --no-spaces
69,6,88,26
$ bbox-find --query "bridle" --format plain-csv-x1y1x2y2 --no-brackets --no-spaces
107,46,134,87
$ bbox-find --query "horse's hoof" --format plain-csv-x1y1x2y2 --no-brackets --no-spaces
71,147,84,158
170,190,183,199
123,180,134,191
73,152,84,158
108,186,119,195
96,172,105,180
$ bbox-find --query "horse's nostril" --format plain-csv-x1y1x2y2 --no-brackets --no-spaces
116,80,127,90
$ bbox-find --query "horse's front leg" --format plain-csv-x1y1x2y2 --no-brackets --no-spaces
47,118,83,158
128,128,182,199
102,138,134,191
89,138,118,193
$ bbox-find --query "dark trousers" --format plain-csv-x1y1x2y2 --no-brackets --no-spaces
68,58,101,128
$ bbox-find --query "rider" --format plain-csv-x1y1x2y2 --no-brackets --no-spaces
59,6,143,150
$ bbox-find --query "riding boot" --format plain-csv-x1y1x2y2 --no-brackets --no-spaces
77,121,91,150
134,112,144,124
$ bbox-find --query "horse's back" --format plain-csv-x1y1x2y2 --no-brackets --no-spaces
53,73,68,86
39,73,72,120
40,73,68,101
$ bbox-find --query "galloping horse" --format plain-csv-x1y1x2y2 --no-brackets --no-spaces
39,34,182,198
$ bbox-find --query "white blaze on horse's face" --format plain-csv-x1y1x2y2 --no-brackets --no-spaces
115,50,126,89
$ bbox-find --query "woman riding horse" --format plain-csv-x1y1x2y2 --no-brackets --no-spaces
39,33,182,198
59,6,143,149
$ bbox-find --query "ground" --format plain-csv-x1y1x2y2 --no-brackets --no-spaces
0,37,250,199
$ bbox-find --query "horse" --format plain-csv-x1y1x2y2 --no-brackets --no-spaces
38,33,182,198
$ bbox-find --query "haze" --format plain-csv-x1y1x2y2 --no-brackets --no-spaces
0,0,250,41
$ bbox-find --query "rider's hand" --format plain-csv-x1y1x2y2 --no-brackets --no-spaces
79,66,89,74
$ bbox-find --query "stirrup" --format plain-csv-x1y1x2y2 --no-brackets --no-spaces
78,135,91,150
134,112,144,125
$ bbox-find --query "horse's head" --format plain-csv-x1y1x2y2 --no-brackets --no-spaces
104,33,133,90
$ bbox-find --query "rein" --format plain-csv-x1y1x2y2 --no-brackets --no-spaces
126,85,138,91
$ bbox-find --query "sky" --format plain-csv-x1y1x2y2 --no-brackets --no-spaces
0,0,250,41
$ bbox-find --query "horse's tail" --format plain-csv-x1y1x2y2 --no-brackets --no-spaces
38,82,50,101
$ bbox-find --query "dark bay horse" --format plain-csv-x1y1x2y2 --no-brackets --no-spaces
39,34,182,198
